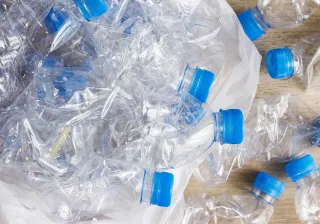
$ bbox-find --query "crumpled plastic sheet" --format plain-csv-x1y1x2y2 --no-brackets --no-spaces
0,0,261,223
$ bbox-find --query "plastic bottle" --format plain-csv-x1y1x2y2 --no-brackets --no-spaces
27,156,174,222
238,0,319,41
113,102,244,169
194,95,320,187
178,65,215,103
183,172,285,224
266,34,320,89
286,154,320,223
55,0,138,27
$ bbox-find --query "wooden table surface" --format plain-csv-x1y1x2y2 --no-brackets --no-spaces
185,1,320,223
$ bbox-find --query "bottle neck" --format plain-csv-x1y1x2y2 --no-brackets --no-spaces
178,65,195,94
212,112,224,144
295,170,320,187
140,170,154,204
251,6,269,32
251,187,276,205
290,47,303,78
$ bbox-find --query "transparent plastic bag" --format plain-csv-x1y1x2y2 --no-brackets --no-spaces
0,0,261,223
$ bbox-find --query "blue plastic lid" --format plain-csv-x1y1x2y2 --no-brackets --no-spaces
266,47,295,79
151,172,174,207
189,68,215,103
220,109,244,144
238,8,266,41
73,0,108,21
285,154,319,182
45,8,68,33
253,171,285,200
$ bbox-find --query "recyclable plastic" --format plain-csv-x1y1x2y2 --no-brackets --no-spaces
29,156,174,222
194,95,320,187
0,0,53,109
106,96,244,169
0,0,262,223
182,172,285,224
55,0,140,27
267,34,320,89
238,0,319,41
286,154,320,223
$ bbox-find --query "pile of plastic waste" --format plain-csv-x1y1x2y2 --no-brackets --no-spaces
0,0,319,223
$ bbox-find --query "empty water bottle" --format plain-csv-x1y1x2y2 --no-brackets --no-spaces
56,0,139,27
194,95,320,187
111,102,244,169
183,172,285,224
286,154,320,223
27,156,174,222
238,0,319,41
178,65,215,103
266,34,320,89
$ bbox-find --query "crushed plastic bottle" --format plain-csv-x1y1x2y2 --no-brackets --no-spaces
27,156,174,222
182,172,285,224
194,95,320,187
109,100,244,169
266,34,320,89
286,154,320,223
238,0,319,41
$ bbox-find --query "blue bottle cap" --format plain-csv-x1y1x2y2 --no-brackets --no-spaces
253,171,285,200
220,109,244,144
44,8,68,33
73,0,108,21
151,172,174,207
266,47,295,80
285,154,319,182
238,8,265,41
189,68,215,103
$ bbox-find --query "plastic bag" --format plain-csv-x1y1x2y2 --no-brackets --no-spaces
0,0,261,223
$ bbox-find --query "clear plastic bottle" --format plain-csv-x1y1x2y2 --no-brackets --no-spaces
112,105,244,169
194,95,320,187
286,154,320,223
238,0,319,41
266,34,320,89
56,0,136,27
27,156,174,222
177,65,215,103
183,172,285,224
142,65,215,122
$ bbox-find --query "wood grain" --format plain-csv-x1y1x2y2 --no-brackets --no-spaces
185,1,320,223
